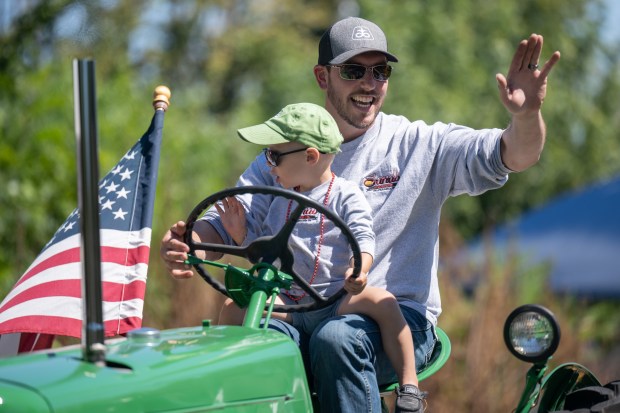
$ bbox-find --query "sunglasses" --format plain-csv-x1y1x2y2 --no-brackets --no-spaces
263,147,307,167
328,64,392,81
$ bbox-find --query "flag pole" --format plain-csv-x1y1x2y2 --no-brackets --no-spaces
73,59,105,365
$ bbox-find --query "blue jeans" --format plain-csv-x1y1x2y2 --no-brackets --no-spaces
267,305,436,413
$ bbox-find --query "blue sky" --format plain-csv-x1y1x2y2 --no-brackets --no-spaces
602,0,620,43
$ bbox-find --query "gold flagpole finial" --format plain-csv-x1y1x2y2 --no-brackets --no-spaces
153,85,171,111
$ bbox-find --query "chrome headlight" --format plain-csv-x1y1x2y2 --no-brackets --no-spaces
503,304,561,363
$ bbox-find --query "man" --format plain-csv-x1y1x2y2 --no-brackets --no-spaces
160,16,560,413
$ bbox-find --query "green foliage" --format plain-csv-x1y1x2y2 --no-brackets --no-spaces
561,298,620,352
0,62,75,291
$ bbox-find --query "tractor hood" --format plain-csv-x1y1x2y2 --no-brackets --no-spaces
0,381,51,412
0,324,312,412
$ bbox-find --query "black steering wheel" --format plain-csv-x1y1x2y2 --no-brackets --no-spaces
184,185,362,312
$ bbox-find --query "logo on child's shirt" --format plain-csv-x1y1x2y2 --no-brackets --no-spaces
299,207,319,221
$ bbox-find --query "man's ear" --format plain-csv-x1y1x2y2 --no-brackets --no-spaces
306,148,320,164
314,65,328,90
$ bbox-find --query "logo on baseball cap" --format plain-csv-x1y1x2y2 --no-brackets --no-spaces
318,17,398,65
237,103,343,154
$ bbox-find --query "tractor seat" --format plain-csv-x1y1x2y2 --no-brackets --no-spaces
379,326,451,397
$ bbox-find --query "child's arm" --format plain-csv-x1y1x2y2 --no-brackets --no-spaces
344,252,373,295
214,196,247,246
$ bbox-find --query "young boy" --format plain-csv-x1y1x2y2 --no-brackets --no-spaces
215,102,422,412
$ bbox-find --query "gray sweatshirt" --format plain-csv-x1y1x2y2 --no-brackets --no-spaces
207,112,510,325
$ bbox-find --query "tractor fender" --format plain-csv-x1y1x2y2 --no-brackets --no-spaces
537,362,601,413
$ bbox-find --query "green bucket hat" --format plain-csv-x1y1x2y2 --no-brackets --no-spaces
237,103,343,154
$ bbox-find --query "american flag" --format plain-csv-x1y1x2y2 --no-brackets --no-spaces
0,109,164,356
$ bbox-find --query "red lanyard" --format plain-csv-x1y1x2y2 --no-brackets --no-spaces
284,172,336,302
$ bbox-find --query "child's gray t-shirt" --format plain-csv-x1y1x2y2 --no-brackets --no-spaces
242,176,374,298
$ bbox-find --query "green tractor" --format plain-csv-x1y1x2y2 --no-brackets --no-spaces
0,185,450,413
0,185,618,412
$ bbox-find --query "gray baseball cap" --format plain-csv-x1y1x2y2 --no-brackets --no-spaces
318,17,398,65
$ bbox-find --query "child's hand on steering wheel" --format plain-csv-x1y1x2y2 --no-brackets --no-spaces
344,268,367,295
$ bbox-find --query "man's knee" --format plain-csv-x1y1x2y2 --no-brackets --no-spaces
264,318,301,343
310,314,380,360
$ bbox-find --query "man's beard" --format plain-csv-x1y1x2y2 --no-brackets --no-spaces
327,87,380,130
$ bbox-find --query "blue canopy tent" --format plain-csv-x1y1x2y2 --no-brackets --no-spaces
464,175,620,299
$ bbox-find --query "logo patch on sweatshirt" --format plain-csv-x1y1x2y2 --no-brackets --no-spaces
299,207,319,221
363,173,400,191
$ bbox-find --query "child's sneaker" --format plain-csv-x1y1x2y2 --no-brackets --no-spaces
394,384,427,413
